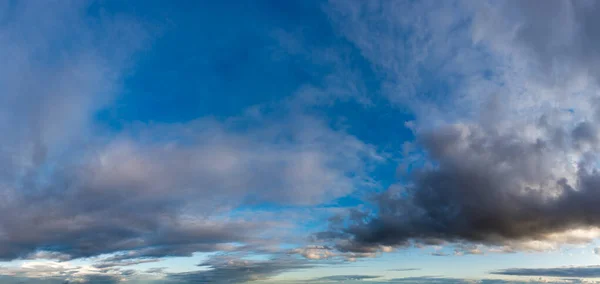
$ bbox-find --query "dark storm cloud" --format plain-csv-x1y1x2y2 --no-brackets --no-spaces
492,266,600,278
321,120,600,252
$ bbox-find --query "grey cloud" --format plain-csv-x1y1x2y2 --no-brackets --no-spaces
167,255,315,283
572,122,598,148
145,267,166,274
326,0,499,119
313,275,380,281
92,258,161,269
473,0,600,84
0,113,379,260
0,260,131,284
76,274,120,284
0,113,378,261
491,266,600,278
321,120,600,253
388,268,420,272
430,252,450,257
388,277,472,284
0,276,65,284
388,277,562,283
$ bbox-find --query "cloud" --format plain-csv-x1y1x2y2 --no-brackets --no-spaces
145,267,166,274
313,275,380,282
430,252,450,257
76,274,121,284
0,259,133,283
0,107,381,263
387,277,574,284
92,258,161,269
491,266,600,278
322,119,600,253
388,277,473,284
388,268,421,272
471,0,600,85
318,0,600,256
0,112,381,261
166,255,315,283
292,246,335,260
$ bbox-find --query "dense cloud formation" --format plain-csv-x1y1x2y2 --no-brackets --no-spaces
328,120,600,251
320,0,600,255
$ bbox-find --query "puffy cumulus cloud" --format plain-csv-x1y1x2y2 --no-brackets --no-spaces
166,254,315,283
0,0,383,274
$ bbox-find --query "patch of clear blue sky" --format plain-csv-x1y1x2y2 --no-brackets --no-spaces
96,0,336,123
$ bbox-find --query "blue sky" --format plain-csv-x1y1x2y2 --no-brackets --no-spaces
3,0,600,283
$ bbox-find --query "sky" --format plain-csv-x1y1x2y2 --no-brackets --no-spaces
3,0,600,283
